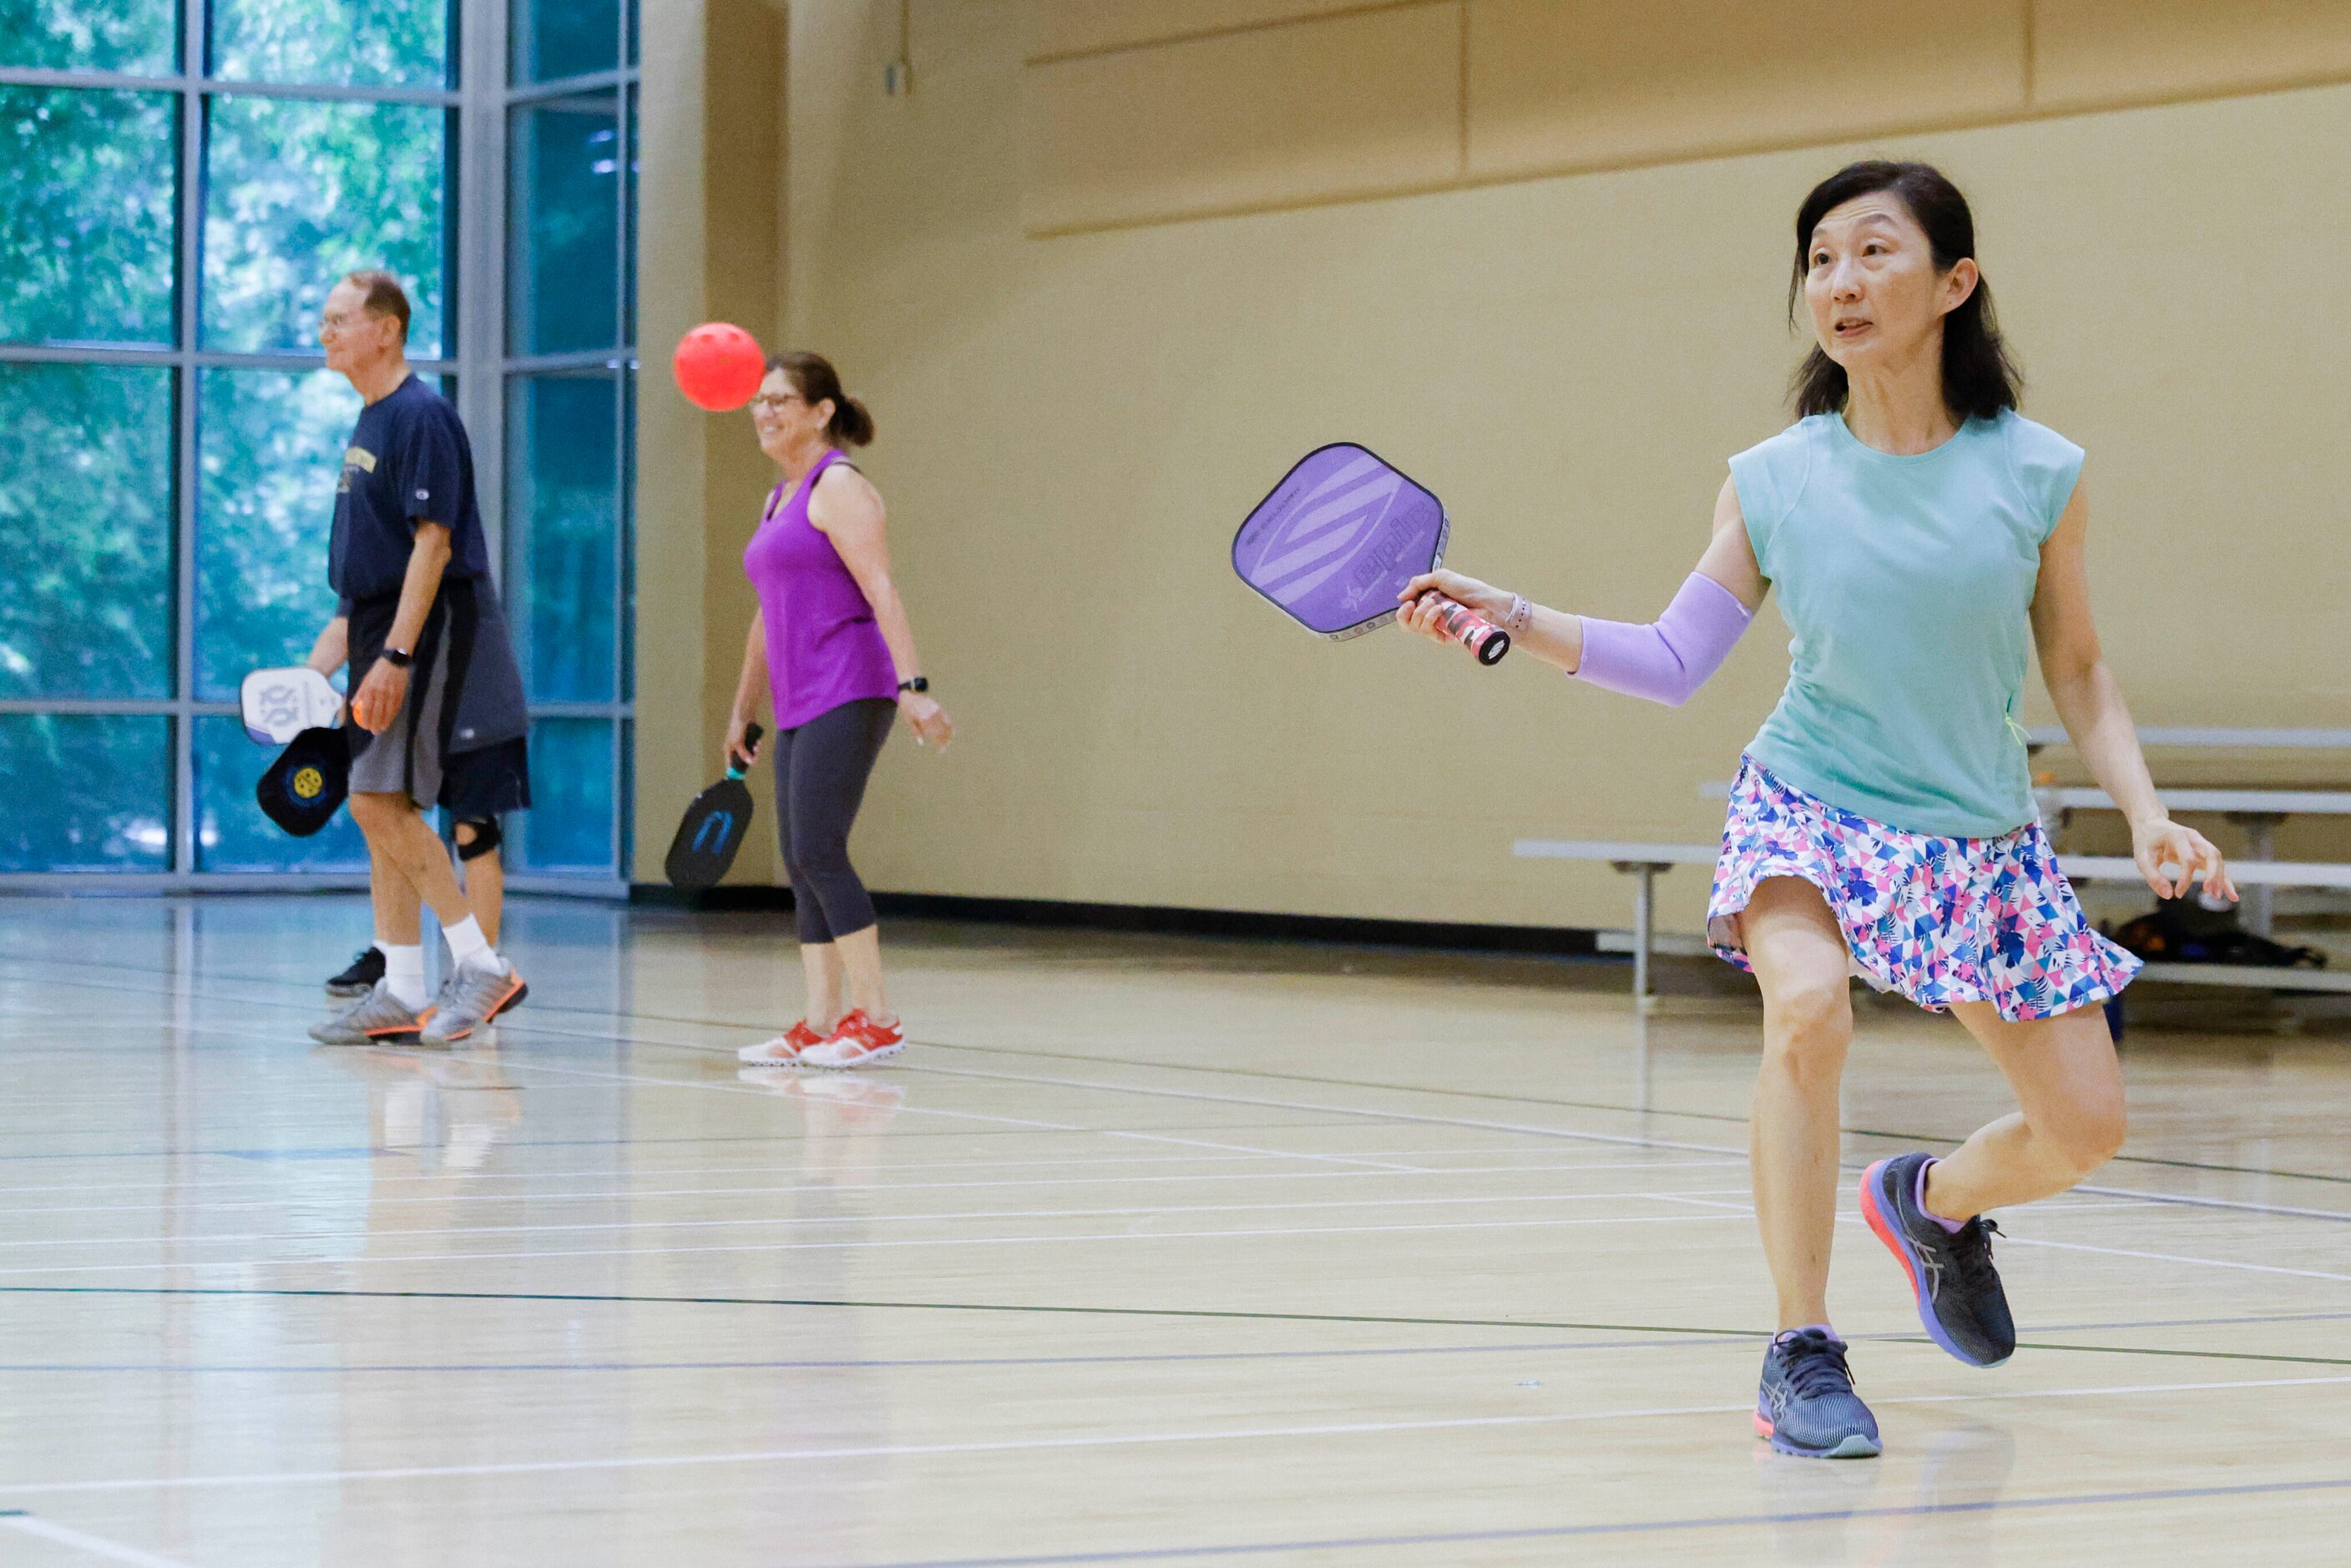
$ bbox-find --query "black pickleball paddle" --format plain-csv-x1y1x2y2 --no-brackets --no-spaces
665,725,763,890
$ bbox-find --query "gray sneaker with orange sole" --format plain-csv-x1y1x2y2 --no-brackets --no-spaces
419,961,529,1045
309,979,427,1044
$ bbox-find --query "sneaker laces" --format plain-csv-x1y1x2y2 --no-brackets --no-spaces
1946,1216,2004,1290
1777,1333,1858,1400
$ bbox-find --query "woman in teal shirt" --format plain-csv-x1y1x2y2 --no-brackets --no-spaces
1402,160,2234,1459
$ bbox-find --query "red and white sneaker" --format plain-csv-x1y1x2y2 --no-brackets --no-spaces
737,1019,827,1066
800,1009,905,1070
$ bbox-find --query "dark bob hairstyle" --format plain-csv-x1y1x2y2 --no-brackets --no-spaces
765,350,876,448
1787,160,2022,422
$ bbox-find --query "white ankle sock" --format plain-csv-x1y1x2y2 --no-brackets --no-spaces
442,916,504,976
382,945,428,1010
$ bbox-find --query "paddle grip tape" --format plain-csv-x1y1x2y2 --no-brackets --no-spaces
727,722,766,779
1422,595,1511,666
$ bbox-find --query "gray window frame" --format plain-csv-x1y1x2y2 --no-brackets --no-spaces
0,0,637,896
501,41,638,887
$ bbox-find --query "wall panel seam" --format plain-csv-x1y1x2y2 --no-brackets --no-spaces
2022,0,2037,106
1027,73,2351,239
1026,0,1448,68
1455,0,1469,178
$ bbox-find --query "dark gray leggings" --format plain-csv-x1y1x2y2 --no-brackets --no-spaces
773,697,894,944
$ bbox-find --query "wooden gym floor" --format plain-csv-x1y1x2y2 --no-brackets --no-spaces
0,894,2343,1565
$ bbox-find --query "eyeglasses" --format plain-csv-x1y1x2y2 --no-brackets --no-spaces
749,392,802,412
319,309,369,336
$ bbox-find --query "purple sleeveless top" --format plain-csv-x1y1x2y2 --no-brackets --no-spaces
743,448,900,731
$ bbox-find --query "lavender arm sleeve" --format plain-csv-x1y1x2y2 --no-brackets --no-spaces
1570,572,1754,707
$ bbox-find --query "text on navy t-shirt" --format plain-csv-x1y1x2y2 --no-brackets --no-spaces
328,376,493,604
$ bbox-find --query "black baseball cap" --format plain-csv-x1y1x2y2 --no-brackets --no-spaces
257,726,351,837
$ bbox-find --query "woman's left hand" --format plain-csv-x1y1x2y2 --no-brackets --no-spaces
2131,817,2236,903
900,692,954,751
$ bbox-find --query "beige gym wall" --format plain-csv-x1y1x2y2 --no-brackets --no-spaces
637,0,791,887
637,1,2351,933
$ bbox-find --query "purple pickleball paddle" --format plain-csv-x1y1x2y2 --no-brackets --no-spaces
1232,443,1509,663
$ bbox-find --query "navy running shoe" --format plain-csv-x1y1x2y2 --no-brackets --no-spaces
1755,1328,1881,1459
1860,1153,2016,1368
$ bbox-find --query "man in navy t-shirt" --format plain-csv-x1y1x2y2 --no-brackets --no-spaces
299,270,532,1046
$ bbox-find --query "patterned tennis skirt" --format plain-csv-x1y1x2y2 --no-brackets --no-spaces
1706,756,2140,1022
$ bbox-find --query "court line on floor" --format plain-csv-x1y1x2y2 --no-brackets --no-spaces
14,1014,2338,1282
22,956,2351,1288
8,1325,2345,1378
881,1062,2351,1245
498,1051,1746,1162
0,1123,1392,1185
20,948,2350,1196
0,1118,1382,1171
447,1055,2351,1281
865,1047,2351,1203
816,1475,2351,1566
877,1030,2351,1192
2073,1181,2351,1224
0,1210,1760,1281
0,1158,1747,1221
0,1145,1662,1202
0,1510,199,1567
0,1185,1762,1253
1998,1234,2351,1283
2027,1307,2351,1334
0,1282,1813,1334
0,1282,2341,1370
2,1373,2345,1500
488,1055,1438,1173
0,1338,1764,1377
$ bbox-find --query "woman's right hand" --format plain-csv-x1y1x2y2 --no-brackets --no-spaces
1396,570,1508,643
723,712,762,771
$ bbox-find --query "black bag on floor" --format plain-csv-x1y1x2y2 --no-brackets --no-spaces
2107,898,2327,969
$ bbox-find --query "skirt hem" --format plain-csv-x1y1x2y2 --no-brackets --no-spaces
1706,756,2143,1025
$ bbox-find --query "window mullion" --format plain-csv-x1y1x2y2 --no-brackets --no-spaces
171,1,205,876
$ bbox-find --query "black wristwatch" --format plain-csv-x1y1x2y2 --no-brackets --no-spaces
897,676,929,695
380,646,414,670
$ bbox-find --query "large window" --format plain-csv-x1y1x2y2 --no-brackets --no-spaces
504,0,636,879
0,0,638,888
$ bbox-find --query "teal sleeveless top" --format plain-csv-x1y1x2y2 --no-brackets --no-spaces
1729,408,2084,839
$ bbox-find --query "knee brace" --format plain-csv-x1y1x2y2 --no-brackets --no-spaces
455,817,503,861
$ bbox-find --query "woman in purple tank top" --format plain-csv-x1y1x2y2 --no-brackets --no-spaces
726,352,954,1070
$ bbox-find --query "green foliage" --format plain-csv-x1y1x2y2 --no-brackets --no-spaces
508,372,619,702
0,714,171,871
210,0,448,88
509,94,619,354
0,0,175,73
0,87,176,346
204,94,447,356
0,363,174,699
196,367,366,701
512,0,616,84
524,718,614,870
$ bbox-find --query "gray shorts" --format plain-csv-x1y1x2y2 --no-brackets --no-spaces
346,576,526,812
347,634,454,806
